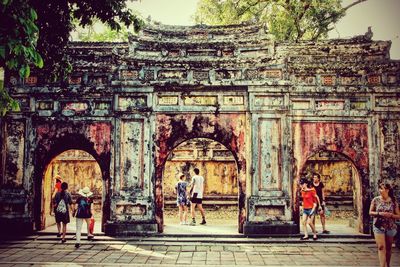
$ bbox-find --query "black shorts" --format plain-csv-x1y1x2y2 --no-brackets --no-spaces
191,197,203,204
191,193,202,204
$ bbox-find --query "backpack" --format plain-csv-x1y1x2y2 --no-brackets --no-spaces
76,197,91,218
56,198,67,214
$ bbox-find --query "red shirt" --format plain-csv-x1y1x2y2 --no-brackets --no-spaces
55,182,62,192
301,188,317,209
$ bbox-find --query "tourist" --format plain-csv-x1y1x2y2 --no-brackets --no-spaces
174,173,189,225
312,173,330,234
53,182,73,242
369,182,399,267
300,178,318,240
189,168,206,226
74,187,94,248
50,176,63,217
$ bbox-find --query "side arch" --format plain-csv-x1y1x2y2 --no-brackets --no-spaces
32,121,111,231
296,150,364,232
292,121,370,233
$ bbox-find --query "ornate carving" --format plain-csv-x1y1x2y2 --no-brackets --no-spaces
368,75,381,85
321,75,336,86
158,96,178,106
121,70,139,80
118,97,147,111
183,96,217,106
68,76,81,85
25,76,37,86
192,71,209,80
315,100,345,110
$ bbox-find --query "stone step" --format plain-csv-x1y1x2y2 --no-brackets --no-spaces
2,235,375,244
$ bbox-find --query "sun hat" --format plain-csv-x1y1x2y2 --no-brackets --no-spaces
78,187,93,197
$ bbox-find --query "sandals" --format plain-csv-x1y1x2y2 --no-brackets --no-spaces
300,236,309,240
87,235,94,240
57,233,61,238
322,230,330,234
61,238,66,243
313,235,318,241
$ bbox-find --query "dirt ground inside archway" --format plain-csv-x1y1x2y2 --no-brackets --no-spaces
164,206,358,235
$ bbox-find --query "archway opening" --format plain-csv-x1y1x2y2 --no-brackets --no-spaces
41,149,104,234
299,150,363,234
162,138,239,234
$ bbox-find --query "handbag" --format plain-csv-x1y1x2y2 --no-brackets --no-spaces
324,206,331,217
89,218,95,235
374,218,383,230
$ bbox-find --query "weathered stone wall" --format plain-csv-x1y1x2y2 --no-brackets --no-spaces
1,23,399,235
163,139,237,198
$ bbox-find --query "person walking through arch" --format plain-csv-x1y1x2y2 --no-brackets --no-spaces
190,168,206,226
369,182,399,267
53,182,72,242
312,173,330,234
174,173,189,225
74,187,95,248
300,178,318,240
50,176,63,217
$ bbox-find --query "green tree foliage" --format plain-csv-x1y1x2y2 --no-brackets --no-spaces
194,0,367,42
32,0,144,81
0,0,144,115
1,0,43,115
72,18,133,42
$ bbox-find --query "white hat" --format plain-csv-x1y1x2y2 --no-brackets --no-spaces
78,187,93,197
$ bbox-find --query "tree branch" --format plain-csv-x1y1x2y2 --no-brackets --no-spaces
342,0,368,12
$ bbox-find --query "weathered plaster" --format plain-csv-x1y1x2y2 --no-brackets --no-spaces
292,122,369,232
1,23,399,235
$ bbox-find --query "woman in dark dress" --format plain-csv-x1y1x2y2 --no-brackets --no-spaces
53,182,72,242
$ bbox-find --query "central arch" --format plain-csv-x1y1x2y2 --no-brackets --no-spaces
155,113,247,233
162,138,240,233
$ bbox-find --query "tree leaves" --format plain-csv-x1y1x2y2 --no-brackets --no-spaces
194,0,367,42
0,0,144,115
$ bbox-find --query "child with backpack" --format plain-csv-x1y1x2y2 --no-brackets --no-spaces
74,187,94,248
53,182,72,242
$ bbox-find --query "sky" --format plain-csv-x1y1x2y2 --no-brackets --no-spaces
129,0,400,59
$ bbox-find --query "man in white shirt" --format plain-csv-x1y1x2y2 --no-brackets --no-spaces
189,168,206,225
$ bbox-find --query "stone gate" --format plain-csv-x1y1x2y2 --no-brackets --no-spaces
1,24,399,235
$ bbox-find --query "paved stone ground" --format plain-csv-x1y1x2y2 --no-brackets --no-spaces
0,238,399,266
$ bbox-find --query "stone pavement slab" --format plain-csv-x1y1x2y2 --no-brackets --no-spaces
0,239,399,266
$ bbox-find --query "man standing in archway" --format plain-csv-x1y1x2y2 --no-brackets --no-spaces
312,173,330,234
190,168,207,226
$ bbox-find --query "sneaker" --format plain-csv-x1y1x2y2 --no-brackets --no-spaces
57,233,61,238
200,220,206,225
190,220,196,226
322,230,330,234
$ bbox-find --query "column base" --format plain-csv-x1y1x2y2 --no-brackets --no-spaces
0,217,33,236
243,221,299,236
104,221,158,236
